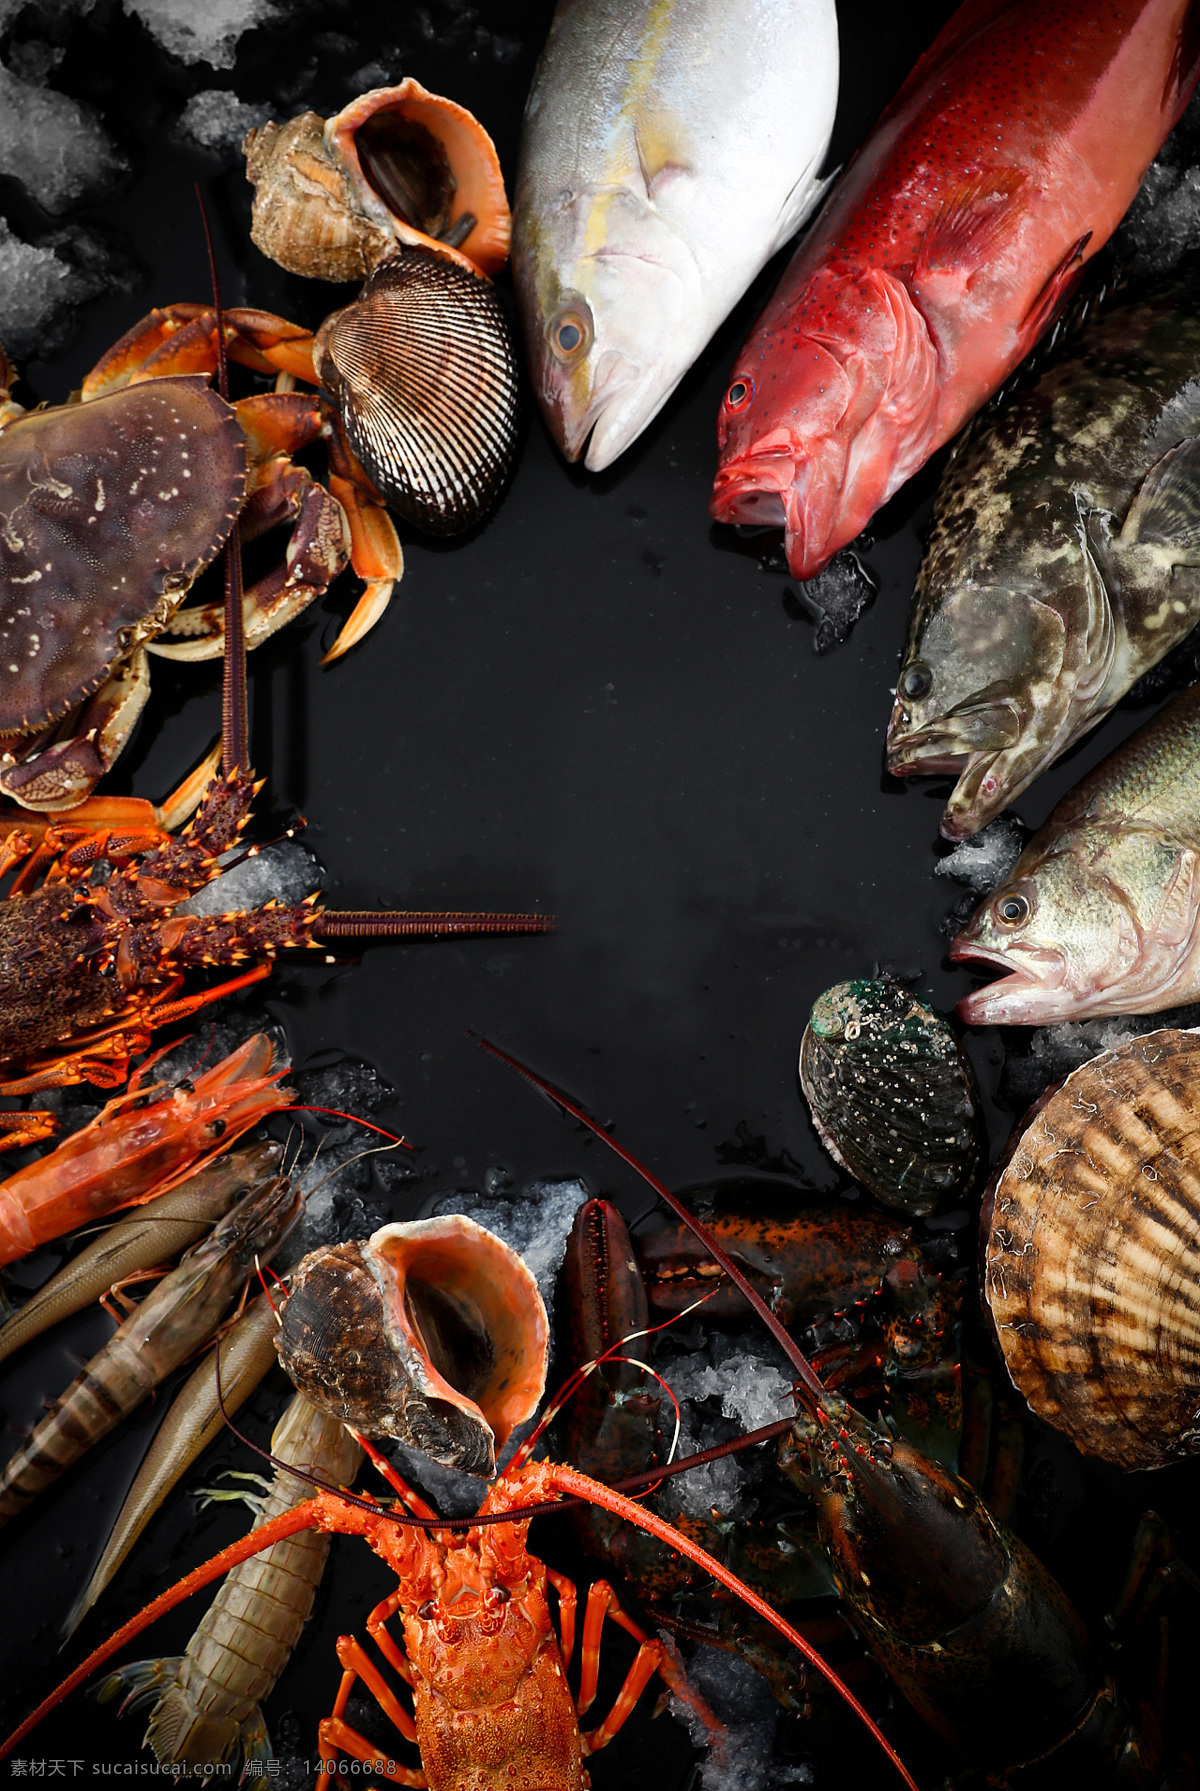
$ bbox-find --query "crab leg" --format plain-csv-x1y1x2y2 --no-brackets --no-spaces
322,418,403,662
82,307,319,398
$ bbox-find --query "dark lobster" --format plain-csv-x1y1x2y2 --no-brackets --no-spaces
484,1043,1169,1788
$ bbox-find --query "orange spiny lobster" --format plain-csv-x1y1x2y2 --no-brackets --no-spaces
0,1206,917,1791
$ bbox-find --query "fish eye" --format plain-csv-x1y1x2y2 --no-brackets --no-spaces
899,662,932,700
548,306,592,363
725,377,753,412
995,892,1031,927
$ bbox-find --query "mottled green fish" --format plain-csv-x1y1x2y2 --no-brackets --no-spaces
887,263,1200,840
952,681,1200,1025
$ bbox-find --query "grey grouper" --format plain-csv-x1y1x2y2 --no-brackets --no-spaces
887,262,1200,840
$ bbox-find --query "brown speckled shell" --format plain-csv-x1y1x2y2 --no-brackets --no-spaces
244,80,509,284
984,1027,1200,1470
276,1217,548,1477
314,250,518,536
0,377,245,732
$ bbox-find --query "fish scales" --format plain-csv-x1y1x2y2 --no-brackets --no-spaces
952,680,1200,1024
711,0,1200,580
890,263,1200,837
514,0,838,470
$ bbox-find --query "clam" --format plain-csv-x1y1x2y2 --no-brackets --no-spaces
276,1216,548,1477
244,80,510,284
313,248,519,535
799,979,982,1217
984,1027,1200,1471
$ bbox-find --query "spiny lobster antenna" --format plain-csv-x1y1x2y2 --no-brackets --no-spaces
315,909,555,941
195,183,248,778
476,1036,827,1408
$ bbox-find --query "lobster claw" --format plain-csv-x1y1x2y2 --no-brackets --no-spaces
275,1216,548,1477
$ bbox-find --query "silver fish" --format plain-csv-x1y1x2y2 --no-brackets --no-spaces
887,265,1200,840
513,0,838,470
952,682,1200,1025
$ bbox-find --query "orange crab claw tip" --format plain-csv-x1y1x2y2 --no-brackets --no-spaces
155,742,222,831
320,580,394,664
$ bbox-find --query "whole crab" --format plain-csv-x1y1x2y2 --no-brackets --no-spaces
0,306,401,813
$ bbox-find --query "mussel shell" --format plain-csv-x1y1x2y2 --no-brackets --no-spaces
799,979,982,1217
984,1027,1200,1471
315,248,519,537
275,1216,548,1478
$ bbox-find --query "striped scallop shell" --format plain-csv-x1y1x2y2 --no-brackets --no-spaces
984,1027,1200,1470
315,246,518,536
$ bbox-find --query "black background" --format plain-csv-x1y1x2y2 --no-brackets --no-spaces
1,2,1197,1786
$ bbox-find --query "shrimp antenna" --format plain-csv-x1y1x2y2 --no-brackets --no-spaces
475,1036,827,1406
194,182,247,778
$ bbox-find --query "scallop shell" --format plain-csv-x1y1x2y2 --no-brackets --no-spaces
244,80,510,284
984,1026,1200,1471
314,248,519,536
799,979,982,1217
275,1215,548,1478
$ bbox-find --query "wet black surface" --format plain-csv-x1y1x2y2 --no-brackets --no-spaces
1,3,1198,1788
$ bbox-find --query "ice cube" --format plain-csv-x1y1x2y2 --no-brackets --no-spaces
0,219,133,361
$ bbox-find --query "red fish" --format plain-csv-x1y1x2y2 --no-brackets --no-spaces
710,0,1200,579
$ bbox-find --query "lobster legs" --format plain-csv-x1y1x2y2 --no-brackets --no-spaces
318,1566,714,1786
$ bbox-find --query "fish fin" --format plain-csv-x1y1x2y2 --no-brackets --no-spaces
913,171,1026,276
634,111,692,200
1018,233,1092,339
1120,435,1200,558
769,164,838,256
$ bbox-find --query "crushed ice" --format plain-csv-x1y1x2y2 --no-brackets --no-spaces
655,1335,793,1523
669,1643,780,1791
0,60,126,213
935,815,1029,894
124,0,290,68
179,838,323,917
1114,85,1200,276
1000,1002,1200,1110
786,552,877,654
0,218,134,360
177,88,274,156
427,1175,587,1330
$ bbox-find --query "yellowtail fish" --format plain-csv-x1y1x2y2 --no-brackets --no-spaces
513,0,838,470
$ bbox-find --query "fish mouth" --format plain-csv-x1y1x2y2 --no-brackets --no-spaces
710,451,795,530
949,939,1068,1025
555,349,644,469
711,450,842,578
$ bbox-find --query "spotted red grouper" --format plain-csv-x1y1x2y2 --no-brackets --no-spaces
710,0,1200,580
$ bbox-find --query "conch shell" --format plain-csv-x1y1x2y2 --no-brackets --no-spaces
276,1216,548,1477
984,1027,1200,1470
244,80,510,284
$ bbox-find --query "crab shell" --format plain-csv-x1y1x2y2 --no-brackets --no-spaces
983,1027,1200,1471
275,1216,548,1477
0,377,245,741
244,80,510,285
